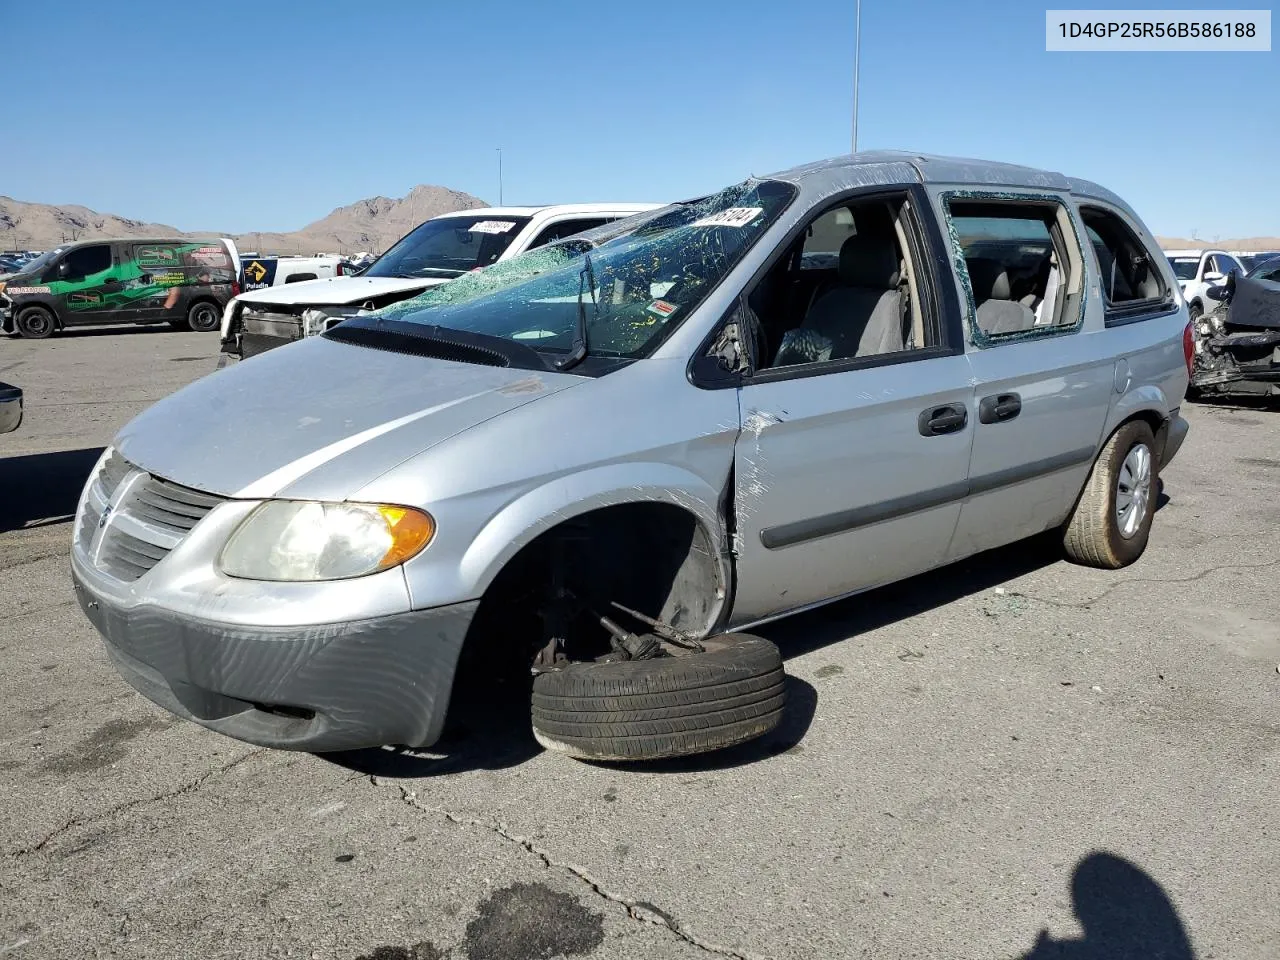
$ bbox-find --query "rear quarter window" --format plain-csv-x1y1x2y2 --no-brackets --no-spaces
1077,205,1172,324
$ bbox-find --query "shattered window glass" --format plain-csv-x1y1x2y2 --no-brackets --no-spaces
364,215,534,279
344,179,797,361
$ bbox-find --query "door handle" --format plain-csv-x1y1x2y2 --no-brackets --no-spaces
978,392,1022,424
918,403,968,437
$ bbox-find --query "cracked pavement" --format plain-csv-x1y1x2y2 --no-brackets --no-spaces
2,329,1278,959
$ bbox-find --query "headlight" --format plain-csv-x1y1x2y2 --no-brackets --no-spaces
219,501,435,581
301,305,366,337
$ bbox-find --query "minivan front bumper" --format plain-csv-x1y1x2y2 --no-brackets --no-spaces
72,559,477,752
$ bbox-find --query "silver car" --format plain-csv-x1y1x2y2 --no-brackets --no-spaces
71,153,1192,762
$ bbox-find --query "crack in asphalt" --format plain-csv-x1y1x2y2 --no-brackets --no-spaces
1010,557,1280,610
384,781,770,960
5,749,263,859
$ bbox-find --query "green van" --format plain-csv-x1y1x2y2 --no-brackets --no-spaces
0,237,240,339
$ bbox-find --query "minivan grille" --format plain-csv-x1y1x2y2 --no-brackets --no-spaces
77,452,227,583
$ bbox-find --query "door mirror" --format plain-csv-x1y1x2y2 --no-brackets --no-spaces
1203,271,1225,284
57,261,72,279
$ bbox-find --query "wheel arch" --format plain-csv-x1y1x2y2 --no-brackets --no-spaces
459,462,733,635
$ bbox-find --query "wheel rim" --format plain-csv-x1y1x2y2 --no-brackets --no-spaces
1115,443,1153,539
22,312,51,336
192,305,217,330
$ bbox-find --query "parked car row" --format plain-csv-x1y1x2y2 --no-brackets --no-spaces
70,151,1192,764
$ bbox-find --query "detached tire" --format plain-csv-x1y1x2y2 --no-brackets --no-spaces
15,306,55,339
531,634,785,762
1062,420,1158,569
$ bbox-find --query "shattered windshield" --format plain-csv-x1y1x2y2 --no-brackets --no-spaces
1168,257,1199,280
364,215,534,279
342,179,796,362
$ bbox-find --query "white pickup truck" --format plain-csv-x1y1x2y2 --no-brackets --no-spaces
219,203,661,363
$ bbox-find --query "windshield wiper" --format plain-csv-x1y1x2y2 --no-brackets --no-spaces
555,250,596,371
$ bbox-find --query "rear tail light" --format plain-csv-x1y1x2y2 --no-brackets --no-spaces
336,262,345,276
1182,319,1194,377
231,280,240,298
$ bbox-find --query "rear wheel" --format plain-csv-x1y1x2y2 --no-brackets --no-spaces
185,301,221,333
531,634,786,762
1062,420,1158,569
15,306,56,339
1187,301,1203,324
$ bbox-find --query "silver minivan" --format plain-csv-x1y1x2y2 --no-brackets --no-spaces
71,152,1192,762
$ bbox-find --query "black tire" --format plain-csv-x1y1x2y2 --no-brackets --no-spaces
1062,420,1158,569
531,634,785,762
185,301,221,333
1187,301,1203,324
15,306,56,339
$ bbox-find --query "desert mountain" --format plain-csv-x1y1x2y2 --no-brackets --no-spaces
0,184,489,257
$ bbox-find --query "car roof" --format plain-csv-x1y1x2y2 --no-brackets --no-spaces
760,150,1153,217
48,237,225,248
432,203,662,218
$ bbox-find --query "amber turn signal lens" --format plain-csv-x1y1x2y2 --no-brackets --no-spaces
376,505,436,569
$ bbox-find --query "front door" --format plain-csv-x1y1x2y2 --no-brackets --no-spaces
724,189,975,627
52,243,118,326
729,355,977,625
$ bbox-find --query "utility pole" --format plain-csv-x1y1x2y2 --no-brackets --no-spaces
852,0,862,153
497,148,504,206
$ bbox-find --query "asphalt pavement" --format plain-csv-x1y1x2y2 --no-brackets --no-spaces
1,326,1277,959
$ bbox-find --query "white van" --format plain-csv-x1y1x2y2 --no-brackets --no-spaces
219,203,661,363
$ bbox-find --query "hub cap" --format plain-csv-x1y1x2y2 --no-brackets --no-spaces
1115,443,1152,539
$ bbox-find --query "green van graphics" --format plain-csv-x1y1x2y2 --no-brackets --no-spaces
1,239,237,338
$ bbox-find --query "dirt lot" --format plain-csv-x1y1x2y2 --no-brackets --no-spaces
1,327,1277,960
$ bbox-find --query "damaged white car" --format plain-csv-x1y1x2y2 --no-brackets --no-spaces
73,152,1190,763
217,203,661,365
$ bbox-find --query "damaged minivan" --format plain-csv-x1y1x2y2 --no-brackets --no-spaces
71,152,1191,763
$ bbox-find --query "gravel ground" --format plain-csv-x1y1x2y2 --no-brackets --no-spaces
1,327,1277,960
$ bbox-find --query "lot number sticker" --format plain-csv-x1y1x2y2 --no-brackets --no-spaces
647,299,678,319
468,220,517,234
690,207,764,229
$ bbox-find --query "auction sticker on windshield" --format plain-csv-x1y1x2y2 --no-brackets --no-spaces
468,220,517,234
647,299,678,319
690,207,765,229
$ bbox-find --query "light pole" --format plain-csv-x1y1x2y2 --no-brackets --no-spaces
852,0,862,153
497,148,504,206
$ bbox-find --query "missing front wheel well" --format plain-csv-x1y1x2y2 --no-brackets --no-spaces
458,503,724,682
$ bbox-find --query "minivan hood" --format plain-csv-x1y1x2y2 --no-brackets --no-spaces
115,336,580,500
236,275,450,306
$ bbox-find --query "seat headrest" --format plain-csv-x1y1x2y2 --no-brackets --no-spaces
966,257,1012,301
838,223,901,289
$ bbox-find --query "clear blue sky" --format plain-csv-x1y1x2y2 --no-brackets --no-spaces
4,0,1277,238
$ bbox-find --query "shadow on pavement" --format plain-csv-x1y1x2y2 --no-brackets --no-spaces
0,446,104,533
320,674,543,779
9,324,176,339
758,531,1067,661
1016,851,1196,959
